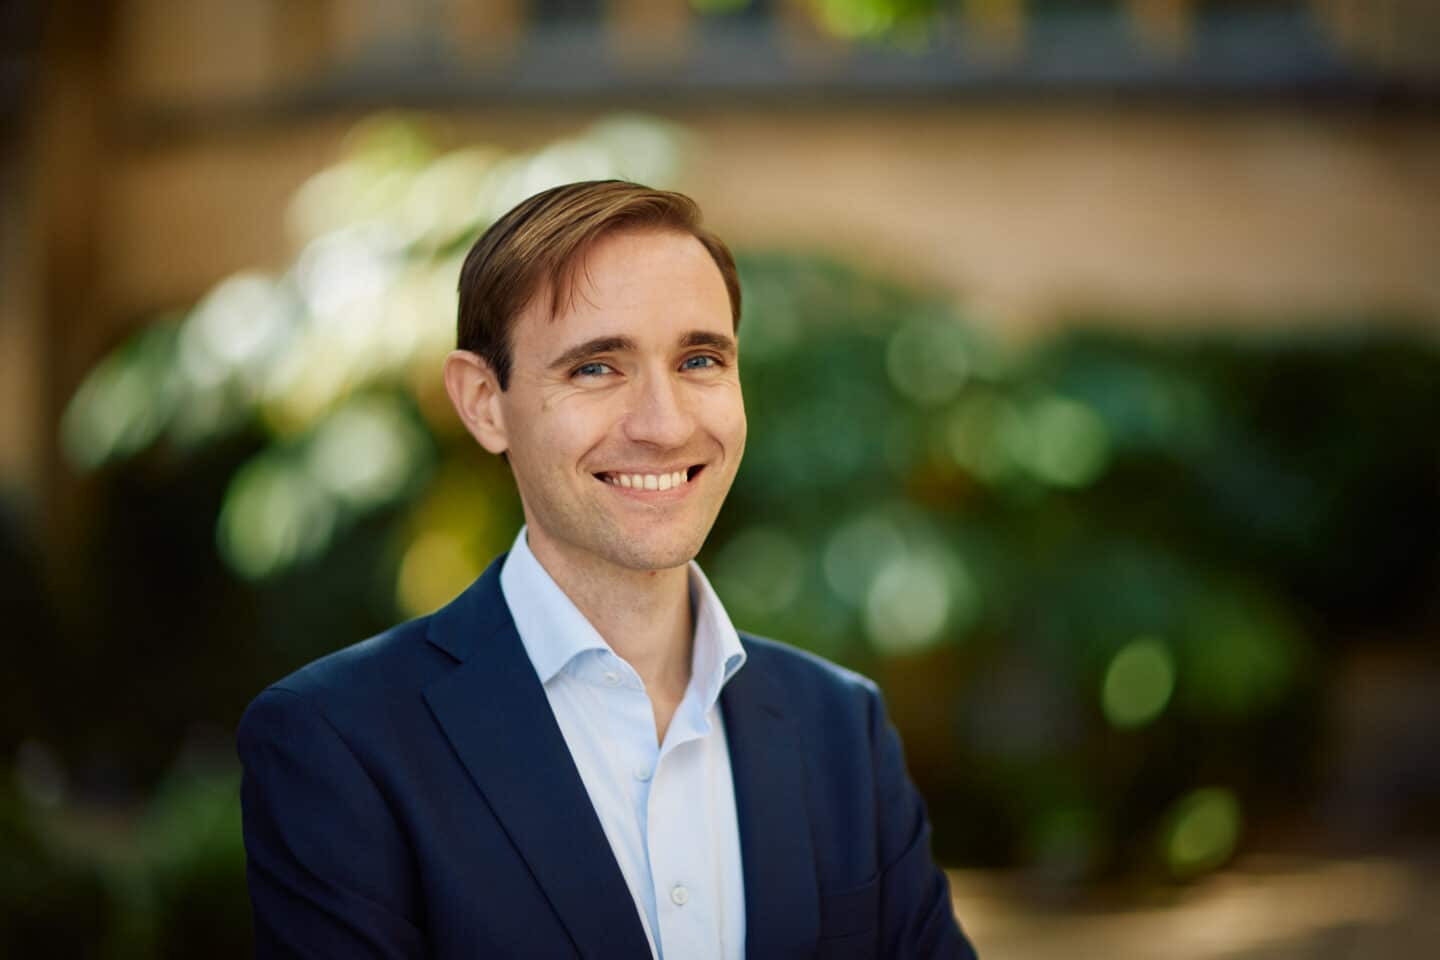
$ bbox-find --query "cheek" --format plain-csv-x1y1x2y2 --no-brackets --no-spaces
703,387,747,451
517,401,614,472
730,408,747,452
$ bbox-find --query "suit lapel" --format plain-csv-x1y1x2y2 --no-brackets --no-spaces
422,560,652,960
722,641,819,959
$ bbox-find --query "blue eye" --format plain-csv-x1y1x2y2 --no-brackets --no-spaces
682,355,718,370
574,361,613,377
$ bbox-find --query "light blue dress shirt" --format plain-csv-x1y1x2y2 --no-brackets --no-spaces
499,527,748,960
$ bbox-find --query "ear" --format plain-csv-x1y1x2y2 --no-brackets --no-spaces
443,350,510,455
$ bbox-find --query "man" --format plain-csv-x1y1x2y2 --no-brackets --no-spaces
238,181,977,959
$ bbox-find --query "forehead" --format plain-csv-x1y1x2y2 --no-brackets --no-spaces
513,228,732,350
573,228,726,314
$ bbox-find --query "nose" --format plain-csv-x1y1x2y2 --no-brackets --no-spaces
622,369,694,449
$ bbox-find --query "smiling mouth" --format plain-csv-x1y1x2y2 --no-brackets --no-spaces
595,465,705,491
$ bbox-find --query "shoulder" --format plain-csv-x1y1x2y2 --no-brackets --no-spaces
239,557,515,750
238,613,450,749
737,632,882,721
739,632,875,689
272,615,443,703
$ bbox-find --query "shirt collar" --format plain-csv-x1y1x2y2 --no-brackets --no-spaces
499,526,746,707
687,559,748,709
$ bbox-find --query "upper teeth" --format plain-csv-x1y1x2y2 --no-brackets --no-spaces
604,470,689,491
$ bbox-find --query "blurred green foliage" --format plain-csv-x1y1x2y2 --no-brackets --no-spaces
126,768,251,958
6,114,1439,953
0,764,249,959
0,776,107,956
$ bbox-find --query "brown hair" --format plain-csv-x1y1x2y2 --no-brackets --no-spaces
456,180,741,389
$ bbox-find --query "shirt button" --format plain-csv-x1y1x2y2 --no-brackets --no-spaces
670,884,689,906
633,767,652,782
602,671,620,687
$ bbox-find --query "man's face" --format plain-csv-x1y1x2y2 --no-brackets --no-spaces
494,228,746,579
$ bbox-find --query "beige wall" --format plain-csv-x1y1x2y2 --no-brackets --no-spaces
96,106,1440,340
685,107,1440,337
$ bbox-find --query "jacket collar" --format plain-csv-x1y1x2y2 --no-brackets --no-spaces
720,645,821,957
422,557,651,959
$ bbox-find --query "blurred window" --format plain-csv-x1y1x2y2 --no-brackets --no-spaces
1195,0,1308,19
533,0,604,24
698,0,772,24
1029,0,1122,13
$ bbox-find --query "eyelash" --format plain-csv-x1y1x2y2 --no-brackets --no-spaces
681,354,723,370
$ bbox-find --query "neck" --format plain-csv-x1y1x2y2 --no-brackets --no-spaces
526,534,694,700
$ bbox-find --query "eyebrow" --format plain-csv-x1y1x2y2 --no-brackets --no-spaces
679,330,738,356
547,336,636,372
547,331,737,371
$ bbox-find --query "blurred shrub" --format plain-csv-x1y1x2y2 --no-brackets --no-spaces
0,775,107,956
0,500,57,761
720,267,1440,879
124,767,250,959
0,754,250,960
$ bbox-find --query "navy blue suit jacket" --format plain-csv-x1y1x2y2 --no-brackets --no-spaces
238,557,977,958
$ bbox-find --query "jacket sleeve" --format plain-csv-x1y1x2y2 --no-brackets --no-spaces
869,686,979,960
237,687,427,959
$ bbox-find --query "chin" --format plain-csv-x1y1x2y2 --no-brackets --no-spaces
606,531,706,573
610,545,698,574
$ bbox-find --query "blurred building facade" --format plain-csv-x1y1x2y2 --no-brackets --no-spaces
2,0,1438,528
